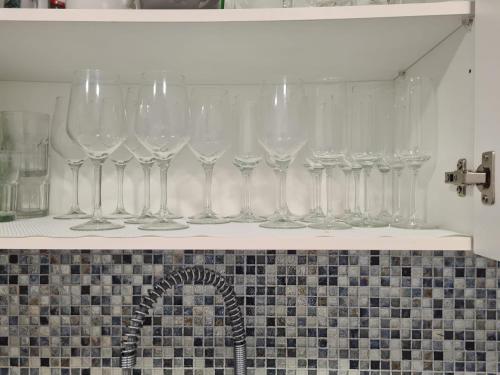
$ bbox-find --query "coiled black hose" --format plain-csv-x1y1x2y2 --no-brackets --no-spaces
121,266,247,375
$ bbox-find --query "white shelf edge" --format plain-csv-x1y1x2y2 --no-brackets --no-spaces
0,235,472,251
0,1,473,23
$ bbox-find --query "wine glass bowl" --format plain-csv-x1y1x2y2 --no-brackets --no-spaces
134,71,189,231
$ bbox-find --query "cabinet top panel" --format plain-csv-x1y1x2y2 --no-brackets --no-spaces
0,2,473,83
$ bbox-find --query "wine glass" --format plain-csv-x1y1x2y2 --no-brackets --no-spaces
347,83,387,228
301,157,325,223
122,88,157,225
258,78,307,229
393,75,438,229
50,96,90,220
308,82,351,230
104,145,134,219
229,95,265,223
134,71,189,231
66,69,127,231
188,86,231,225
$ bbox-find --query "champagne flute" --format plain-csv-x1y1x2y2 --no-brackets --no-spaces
308,82,351,230
66,69,126,231
134,71,189,231
394,75,438,229
50,96,90,220
188,86,231,225
347,83,387,228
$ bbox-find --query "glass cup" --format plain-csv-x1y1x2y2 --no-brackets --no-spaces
0,111,50,218
0,152,20,222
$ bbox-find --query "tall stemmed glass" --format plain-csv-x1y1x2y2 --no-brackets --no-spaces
347,84,387,228
123,88,157,225
258,79,307,229
374,84,395,224
394,75,437,229
104,145,134,219
188,86,231,225
230,95,265,223
66,69,126,231
391,76,408,225
50,96,90,220
134,71,189,231
308,83,351,230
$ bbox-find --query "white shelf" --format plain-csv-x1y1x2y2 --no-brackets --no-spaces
0,1,473,83
0,217,472,250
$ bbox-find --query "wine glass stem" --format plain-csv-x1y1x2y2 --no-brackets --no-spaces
68,161,83,212
140,162,153,215
240,167,253,215
392,168,402,217
343,169,352,214
114,163,126,212
362,166,372,218
277,165,289,217
158,160,171,219
91,159,104,221
353,168,362,215
409,166,420,224
380,171,388,213
325,166,335,218
203,163,215,214
313,170,323,215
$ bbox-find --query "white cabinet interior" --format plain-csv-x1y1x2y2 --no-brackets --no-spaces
0,1,492,253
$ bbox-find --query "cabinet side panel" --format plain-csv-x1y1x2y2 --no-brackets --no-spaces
406,27,474,235
474,0,500,257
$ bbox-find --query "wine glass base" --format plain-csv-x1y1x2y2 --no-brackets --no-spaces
138,220,189,231
229,212,266,223
260,218,306,229
54,211,91,220
188,211,230,225
301,211,326,223
71,219,124,231
104,210,134,220
348,216,388,228
125,214,158,225
309,219,351,230
154,210,183,220
375,210,393,225
392,220,438,230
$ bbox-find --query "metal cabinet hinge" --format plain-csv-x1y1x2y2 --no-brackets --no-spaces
445,151,495,205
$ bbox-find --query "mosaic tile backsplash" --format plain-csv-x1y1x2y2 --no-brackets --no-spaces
0,250,499,375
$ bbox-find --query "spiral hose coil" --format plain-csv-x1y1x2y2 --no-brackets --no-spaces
121,267,247,375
